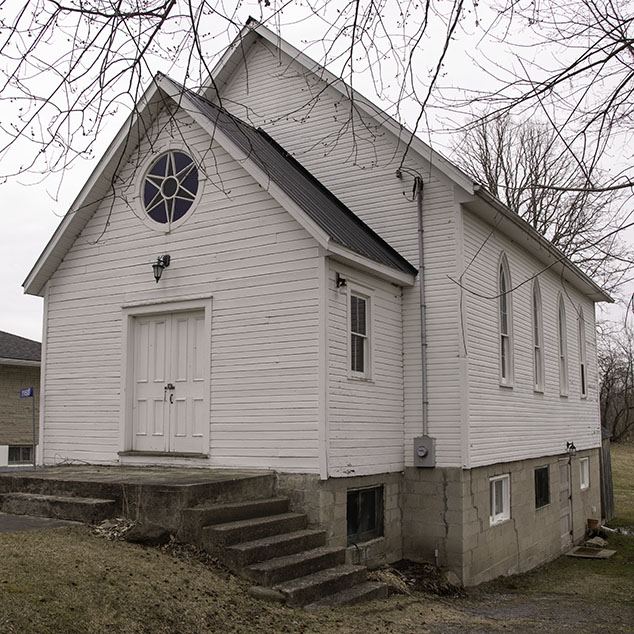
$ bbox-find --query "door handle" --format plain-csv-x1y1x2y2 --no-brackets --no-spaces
169,393,174,404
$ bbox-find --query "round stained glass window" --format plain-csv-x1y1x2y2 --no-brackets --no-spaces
143,151,199,225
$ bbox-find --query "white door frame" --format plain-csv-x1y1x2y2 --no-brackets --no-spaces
120,295,212,455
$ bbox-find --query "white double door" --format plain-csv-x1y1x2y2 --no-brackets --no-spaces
132,310,206,454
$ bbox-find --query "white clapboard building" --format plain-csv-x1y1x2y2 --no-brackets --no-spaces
24,20,610,585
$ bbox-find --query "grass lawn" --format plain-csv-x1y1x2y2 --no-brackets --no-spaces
0,444,632,633
611,442,634,526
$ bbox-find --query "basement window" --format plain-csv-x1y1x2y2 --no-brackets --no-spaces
347,486,384,545
534,466,550,509
8,446,32,464
489,474,510,526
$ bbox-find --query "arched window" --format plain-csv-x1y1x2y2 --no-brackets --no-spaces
578,307,587,398
499,256,513,385
532,281,544,392
558,296,568,396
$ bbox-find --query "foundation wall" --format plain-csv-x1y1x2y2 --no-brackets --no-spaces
276,449,601,584
403,449,602,586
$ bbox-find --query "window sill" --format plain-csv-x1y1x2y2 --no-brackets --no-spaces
499,382,514,389
489,517,510,527
533,387,544,394
348,374,374,383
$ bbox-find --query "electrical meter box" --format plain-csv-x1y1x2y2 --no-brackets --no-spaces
413,436,436,468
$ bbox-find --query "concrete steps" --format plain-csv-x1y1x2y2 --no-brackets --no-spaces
191,496,387,607
0,491,117,523
224,529,328,568
245,545,345,585
273,565,368,606
305,581,389,610
179,497,289,542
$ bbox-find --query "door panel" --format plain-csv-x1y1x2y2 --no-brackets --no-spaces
132,310,206,453
559,459,572,550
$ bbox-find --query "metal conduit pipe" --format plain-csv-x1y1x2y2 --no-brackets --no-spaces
415,176,429,436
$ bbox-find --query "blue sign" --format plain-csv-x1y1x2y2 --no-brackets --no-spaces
20,387,34,398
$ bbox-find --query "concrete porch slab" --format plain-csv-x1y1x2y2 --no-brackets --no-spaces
0,465,271,487
0,466,277,532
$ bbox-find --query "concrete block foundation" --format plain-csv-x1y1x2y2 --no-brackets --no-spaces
279,448,602,585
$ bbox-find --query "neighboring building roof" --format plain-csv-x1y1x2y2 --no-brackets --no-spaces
0,331,41,365
174,83,416,276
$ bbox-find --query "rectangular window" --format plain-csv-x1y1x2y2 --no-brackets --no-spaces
489,474,510,525
350,293,369,377
580,457,590,490
534,466,550,508
8,446,33,464
347,486,384,545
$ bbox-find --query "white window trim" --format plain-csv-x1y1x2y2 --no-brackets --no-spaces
498,255,513,387
558,296,569,397
580,457,590,490
578,307,587,399
489,473,511,526
348,287,372,380
532,281,544,393
134,141,206,234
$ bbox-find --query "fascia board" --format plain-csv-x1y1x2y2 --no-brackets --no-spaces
163,78,332,251
327,244,416,287
468,189,613,304
23,80,166,298
201,24,259,100
203,20,476,197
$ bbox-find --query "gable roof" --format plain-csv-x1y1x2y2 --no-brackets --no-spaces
23,20,611,303
0,331,41,366
23,72,416,298
172,81,416,276
202,19,612,304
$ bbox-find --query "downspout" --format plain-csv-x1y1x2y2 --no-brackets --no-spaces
415,176,429,436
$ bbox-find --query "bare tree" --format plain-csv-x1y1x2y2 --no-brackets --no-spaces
456,0,634,195
454,113,633,292
0,0,470,182
599,323,634,442
2,0,634,221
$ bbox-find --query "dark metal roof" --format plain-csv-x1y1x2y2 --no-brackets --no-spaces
178,84,416,276
0,331,41,362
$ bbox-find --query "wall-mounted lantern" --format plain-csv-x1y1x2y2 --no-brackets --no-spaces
566,441,577,457
152,254,171,283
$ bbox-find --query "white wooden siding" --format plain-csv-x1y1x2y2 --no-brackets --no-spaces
461,209,601,467
42,107,321,471
219,37,464,468
327,261,404,476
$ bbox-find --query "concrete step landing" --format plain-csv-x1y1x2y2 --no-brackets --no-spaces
0,492,117,523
